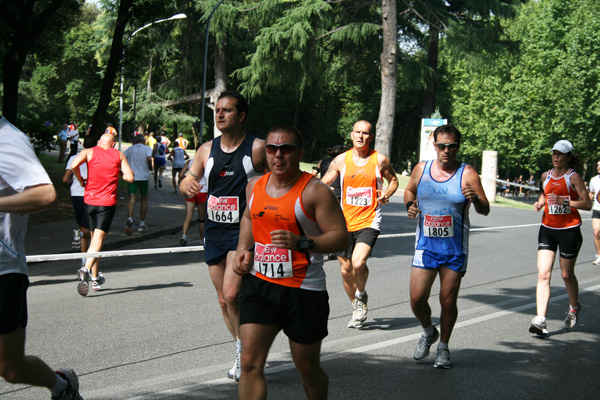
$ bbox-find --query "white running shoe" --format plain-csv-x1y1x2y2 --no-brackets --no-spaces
413,327,440,361
528,316,549,336
593,255,600,265
433,348,451,369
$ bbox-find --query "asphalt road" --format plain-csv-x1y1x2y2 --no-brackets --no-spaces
2,196,600,399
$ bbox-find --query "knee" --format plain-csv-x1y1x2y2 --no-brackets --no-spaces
562,270,576,281
217,296,228,313
439,295,457,311
350,257,367,271
537,270,552,282
223,288,239,307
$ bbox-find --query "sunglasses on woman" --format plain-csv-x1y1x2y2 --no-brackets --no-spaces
434,142,459,150
265,143,300,155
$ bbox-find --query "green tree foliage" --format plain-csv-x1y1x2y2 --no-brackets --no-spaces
446,0,600,179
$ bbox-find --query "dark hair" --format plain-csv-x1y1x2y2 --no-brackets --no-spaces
83,136,97,149
326,144,346,157
218,90,248,116
134,134,145,144
433,124,462,143
266,124,303,148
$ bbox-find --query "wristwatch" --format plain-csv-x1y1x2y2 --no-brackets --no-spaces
297,236,315,251
472,194,481,204
563,198,570,207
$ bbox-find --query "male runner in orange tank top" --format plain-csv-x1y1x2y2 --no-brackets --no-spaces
233,124,348,399
321,120,398,328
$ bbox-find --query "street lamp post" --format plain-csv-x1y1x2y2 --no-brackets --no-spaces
118,13,187,151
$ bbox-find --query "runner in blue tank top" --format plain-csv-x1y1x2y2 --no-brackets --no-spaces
179,91,267,381
404,124,490,369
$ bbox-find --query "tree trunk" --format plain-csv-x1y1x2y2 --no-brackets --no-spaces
89,0,135,139
1,0,67,124
421,24,439,119
147,56,153,98
211,41,228,138
374,0,397,159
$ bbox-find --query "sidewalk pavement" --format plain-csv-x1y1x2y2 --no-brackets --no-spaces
25,166,197,260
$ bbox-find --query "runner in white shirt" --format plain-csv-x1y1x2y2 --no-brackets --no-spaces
588,160,600,264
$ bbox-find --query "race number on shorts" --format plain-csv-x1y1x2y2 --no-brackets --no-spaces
548,195,571,215
254,243,293,278
423,215,454,238
207,195,239,223
346,186,373,207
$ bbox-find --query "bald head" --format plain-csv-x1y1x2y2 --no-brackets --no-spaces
98,133,115,148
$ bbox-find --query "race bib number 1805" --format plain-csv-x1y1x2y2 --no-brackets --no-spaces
207,195,239,223
254,243,293,278
423,215,454,238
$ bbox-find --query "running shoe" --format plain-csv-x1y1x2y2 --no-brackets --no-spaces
593,255,600,265
71,229,81,248
529,316,549,336
53,368,83,400
347,294,368,328
138,224,148,233
413,327,440,361
77,266,90,297
353,293,368,322
125,219,133,235
92,273,106,291
180,235,187,247
158,178,162,188
227,347,241,381
433,349,451,369
564,302,581,329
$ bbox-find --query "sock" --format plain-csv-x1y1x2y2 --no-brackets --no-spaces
570,304,580,312
181,234,187,239
50,373,68,397
236,337,242,352
355,289,366,299
423,325,435,337
535,315,546,323
127,217,133,222
438,341,449,351
140,221,146,226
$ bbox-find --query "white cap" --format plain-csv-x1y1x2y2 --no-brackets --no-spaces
552,140,573,154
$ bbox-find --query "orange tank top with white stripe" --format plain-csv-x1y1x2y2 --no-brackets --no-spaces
248,172,326,291
340,150,382,232
541,168,581,229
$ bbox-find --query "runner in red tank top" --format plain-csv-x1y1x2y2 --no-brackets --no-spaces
233,125,348,399
71,134,134,295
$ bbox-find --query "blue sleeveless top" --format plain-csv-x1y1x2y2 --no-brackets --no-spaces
413,160,470,272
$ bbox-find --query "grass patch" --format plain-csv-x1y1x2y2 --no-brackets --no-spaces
491,195,534,210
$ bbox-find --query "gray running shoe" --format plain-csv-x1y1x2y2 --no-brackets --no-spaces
52,368,83,400
92,273,106,291
529,317,549,336
433,349,451,369
413,327,440,361
137,224,148,233
564,303,581,329
180,236,187,247
353,293,368,322
125,219,133,235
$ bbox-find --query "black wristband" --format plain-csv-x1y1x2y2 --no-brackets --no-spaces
563,198,570,207
406,201,414,211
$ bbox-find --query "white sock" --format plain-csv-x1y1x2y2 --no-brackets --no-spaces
355,289,366,299
127,217,133,222
236,337,242,352
438,341,449,351
423,325,435,337
140,221,146,226
50,373,68,397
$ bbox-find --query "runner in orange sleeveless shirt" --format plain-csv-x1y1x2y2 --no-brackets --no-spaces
321,120,398,328
233,124,348,400
529,140,591,336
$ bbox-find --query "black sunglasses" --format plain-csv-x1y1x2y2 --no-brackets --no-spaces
265,143,300,155
434,142,459,150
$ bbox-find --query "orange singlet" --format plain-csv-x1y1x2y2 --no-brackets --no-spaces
541,168,581,229
248,172,326,291
340,150,382,232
